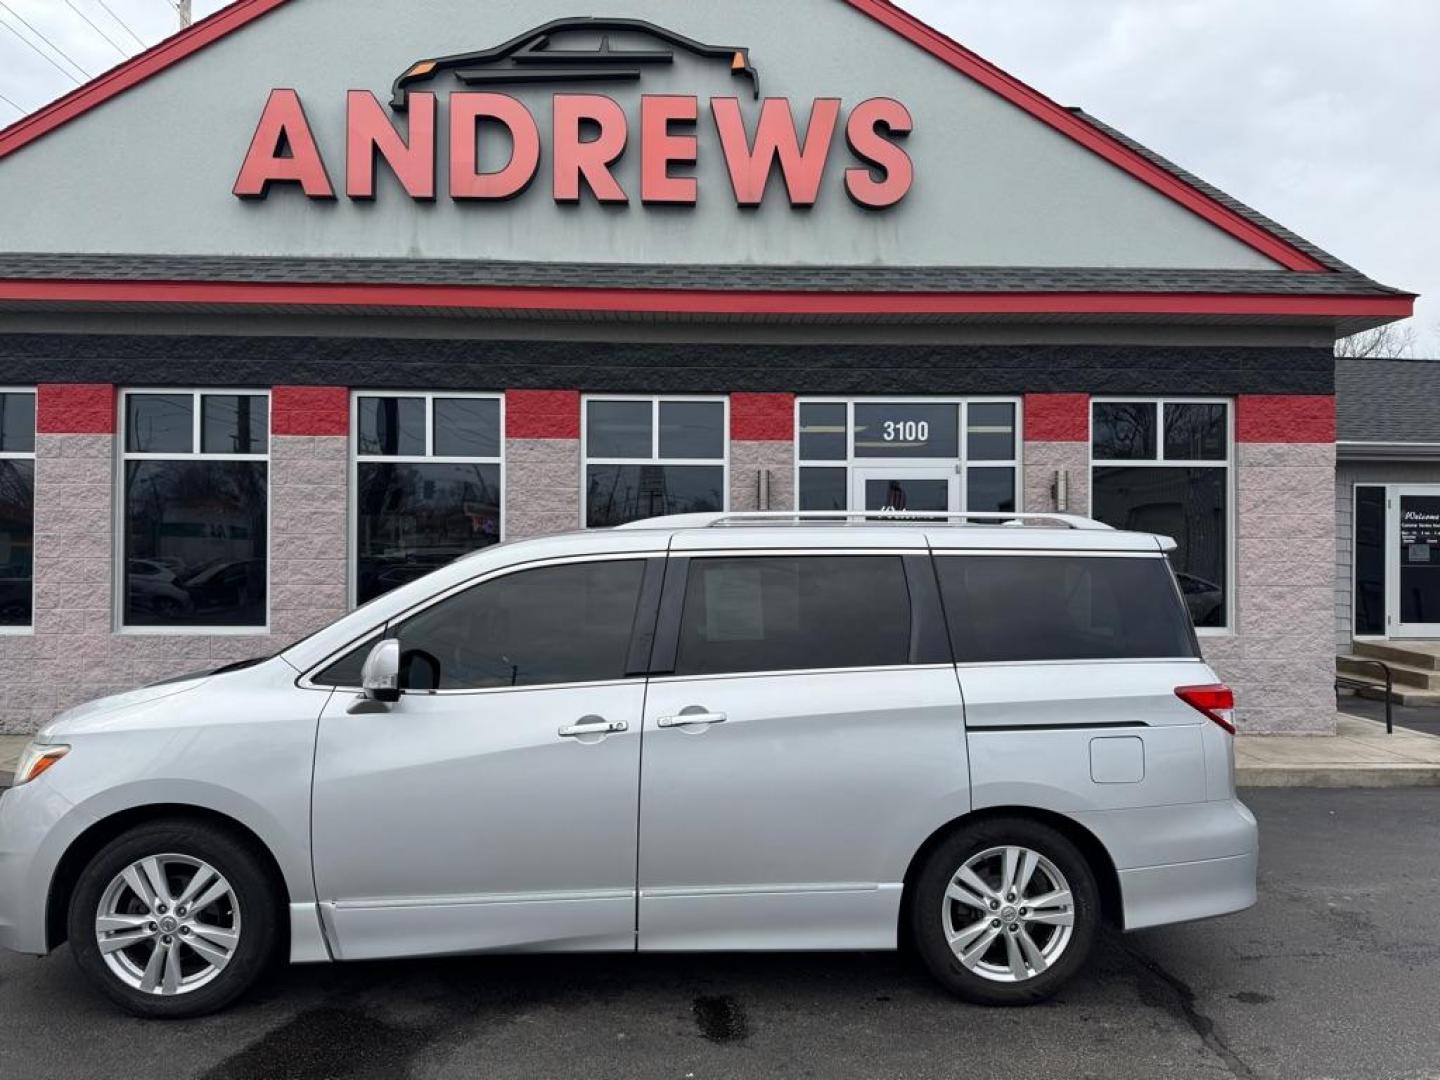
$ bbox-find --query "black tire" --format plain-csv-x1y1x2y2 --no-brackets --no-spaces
911,817,1099,1006
67,818,280,1019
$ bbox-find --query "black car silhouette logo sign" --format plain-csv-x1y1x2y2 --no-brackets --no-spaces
390,18,761,110
234,19,913,210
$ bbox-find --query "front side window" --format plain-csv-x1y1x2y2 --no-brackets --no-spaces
392,559,646,690
0,389,36,629
355,394,504,605
937,555,1199,663
584,397,727,527
673,556,913,677
1091,400,1231,630
122,391,269,629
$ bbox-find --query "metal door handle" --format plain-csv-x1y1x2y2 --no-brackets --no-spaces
559,718,628,739
657,711,728,729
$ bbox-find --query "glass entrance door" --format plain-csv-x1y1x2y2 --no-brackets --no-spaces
1390,487,1440,638
851,466,958,515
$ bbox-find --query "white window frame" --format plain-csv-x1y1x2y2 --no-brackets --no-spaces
581,394,730,528
793,396,1025,513
115,388,273,635
1088,396,1236,637
0,386,37,636
350,391,507,609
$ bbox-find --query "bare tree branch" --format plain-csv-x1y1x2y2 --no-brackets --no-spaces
1336,322,1418,359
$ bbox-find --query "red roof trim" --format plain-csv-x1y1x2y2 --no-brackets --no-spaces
841,0,1328,273
0,0,289,160
0,0,1342,274
0,279,1413,318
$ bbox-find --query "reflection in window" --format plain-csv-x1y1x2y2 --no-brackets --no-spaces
356,463,502,605
0,391,36,628
394,560,645,690
354,395,504,604
1093,467,1228,628
1091,400,1231,630
1092,402,1157,460
674,556,912,677
122,391,269,629
586,465,724,527
1353,486,1386,636
584,398,727,527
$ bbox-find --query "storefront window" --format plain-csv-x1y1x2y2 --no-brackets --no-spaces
0,390,36,630
121,391,270,629
354,394,504,605
583,397,727,527
796,399,1020,515
1353,486,1386,636
1091,399,1232,630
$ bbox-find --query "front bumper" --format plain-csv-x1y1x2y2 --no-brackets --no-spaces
0,781,81,956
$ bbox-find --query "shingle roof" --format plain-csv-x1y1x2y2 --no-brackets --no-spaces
1338,357,1440,443
0,252,1410,297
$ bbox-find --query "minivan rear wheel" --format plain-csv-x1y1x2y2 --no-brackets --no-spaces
67,819,280,1018
912,818,1098,1006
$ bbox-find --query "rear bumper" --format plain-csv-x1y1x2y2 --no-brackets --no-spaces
1118,850,1257,930
1071,797,1258,931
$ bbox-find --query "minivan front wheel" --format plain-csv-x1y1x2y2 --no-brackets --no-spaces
912,818,1098,1006
67,820,279,1018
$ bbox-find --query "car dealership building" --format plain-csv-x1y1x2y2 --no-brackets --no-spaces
0,0,1416,734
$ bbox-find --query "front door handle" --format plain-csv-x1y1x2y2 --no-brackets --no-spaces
657,710,728,729
559,717,628,739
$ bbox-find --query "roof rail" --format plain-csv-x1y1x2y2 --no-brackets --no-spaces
614,511,1113,531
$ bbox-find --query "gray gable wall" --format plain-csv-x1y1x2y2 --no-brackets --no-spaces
0,0,1282,270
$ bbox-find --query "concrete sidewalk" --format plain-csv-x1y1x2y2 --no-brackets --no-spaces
1237,713,1440,788
0,734,25,787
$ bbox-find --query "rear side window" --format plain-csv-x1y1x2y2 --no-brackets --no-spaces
674,556,912,676
936,555,1198,663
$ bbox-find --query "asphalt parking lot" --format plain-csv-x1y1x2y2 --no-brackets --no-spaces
1,787,1438,1080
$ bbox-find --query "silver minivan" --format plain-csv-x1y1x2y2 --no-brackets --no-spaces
0,512,1257,1017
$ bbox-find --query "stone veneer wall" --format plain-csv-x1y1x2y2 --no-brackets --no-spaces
505,390,582,540
730,394,796,513
1023,394,1090,515
0,385,350,735
1202,396,1338,735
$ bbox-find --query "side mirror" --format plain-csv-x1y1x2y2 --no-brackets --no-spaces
361,638,402,704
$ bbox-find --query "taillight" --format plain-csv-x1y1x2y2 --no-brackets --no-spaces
1176,684,1236,734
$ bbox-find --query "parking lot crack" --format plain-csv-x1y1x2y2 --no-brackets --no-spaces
1116,938,1257,1080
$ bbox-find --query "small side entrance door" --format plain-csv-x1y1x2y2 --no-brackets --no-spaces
1390,487,1440,638
851,465,958,514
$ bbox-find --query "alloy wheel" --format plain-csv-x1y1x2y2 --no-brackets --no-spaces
941,844,1075,983
94,854,242,997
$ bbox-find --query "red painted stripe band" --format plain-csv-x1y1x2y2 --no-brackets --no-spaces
0,279,1413,319
1236,395,1336,444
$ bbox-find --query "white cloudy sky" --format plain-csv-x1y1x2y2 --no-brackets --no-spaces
1,0,1435,350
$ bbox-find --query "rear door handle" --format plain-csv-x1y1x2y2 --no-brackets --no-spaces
559,718,629,739
657,711,728,729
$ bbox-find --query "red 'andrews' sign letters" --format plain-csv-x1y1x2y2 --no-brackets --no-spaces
233,90,914,209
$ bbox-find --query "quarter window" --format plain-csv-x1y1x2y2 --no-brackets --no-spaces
1091,399,1232,630
0,389,36,630
937,555,1199,663
391,559,647,691
354,394,504,605
584,397,727,527
121,391,269,629
673,556,913,677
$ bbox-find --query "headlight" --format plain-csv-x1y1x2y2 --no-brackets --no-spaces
11,742,69,786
